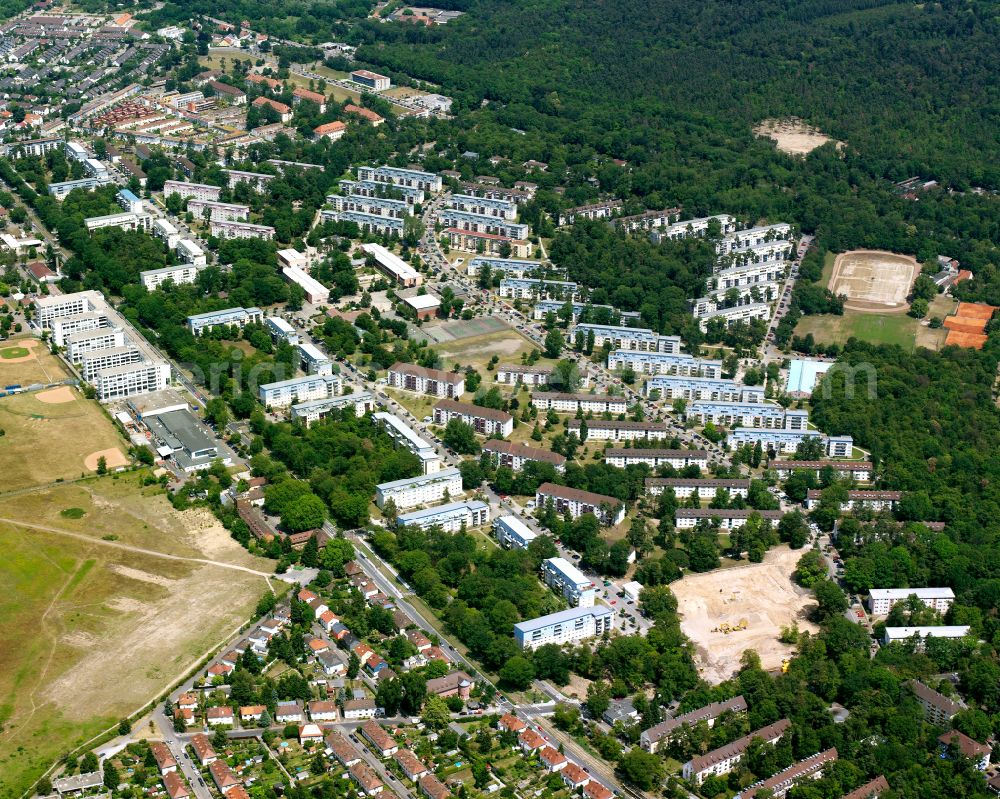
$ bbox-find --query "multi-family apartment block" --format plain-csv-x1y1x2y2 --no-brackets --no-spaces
223,169,273,191
603,448,708,470
388,362,464,399
641,696,748,753
188,199,250,222
176,238,207,266
644,376,765,403
482,439,566,472
438,208,529,239
297,341,333,376
258,374,341,408
264,316,299,346
574,324,680,354
396,499,490,532
163,179,221,202
140,263,201,291
906,680,964,725
687,401,808,430
531,393,628,415
614,207,684,232
374,467,464,510
209,220,275,240
446,228,531,257
682,719,790,785
335,180,424,205
499,277,578,301
541,557,595,607
290,392,375,427
187,306,263,336
433,399,513,437
734,748,838,799
495,364,554,386
768,460,872,481
85,211,151,233
648,214,737,241
559,199,623,226
448,193,518,220
675,508,784,530
728,428,852,457
514,605,614,649
804,489,901,512
373,412,441,474
533,300,633,323
493,515,538,550
645,477,750,500
535,482,625,526
716,223,793,255
607,350,723,378
697,303,772,332
868,588,954,616
357,165,441,193
568,419,668,441
882,626,970,649
466,256,548,279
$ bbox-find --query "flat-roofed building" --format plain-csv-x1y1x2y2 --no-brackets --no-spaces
495,364,554,386
401,294,440,321
449,193,518,219
187,306,263,336
574,324,680,354
291,392,375,426
388,362,464,399
151,218,180,249
735,748,838,799
143,407,222,471
646,214,737,241
532,393,628,415
768,460,872,481
439,208,529,239
882,625,970,649
35,290,101,328
868,587,954,616
682,719,790,785
85,211,151,233
375,467,463,510
357,165,440,193
608,350,723,378
613,206,685,233
467,257,548,279
298,341,333,375
535,482,625,526
446,228,531,258
688,401,807,430
482,439,566,472
176,238,207,266
188,199,250,222
259,374,341,408
493,515,537,550
94,360,171,401
51,311,108,346
362,242,422,287
675,508,783,530
336,180,424,205
644,375,764,403
729,428,852,458
373,412,441,474
533,299,626,323
604,448,708,470
697,303,772,332
568,419,668,441
397,500,490,532
66,326,126,362
514,605,614,650
265,316,299,345
350,69,391,91
48,176,112,198
140,262,201,290
210,220,275,240
433,399,513,438
79,345,143,381
163,179,220,201
282,265,330,305
716,223,793,254
542,556,595,607
499,277,578,301
906,680,964,725
645,477,750,500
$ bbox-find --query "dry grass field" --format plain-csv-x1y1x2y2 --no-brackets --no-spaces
828,250,920,311
0,336,68,387
671,546,818,683
754,118,844,156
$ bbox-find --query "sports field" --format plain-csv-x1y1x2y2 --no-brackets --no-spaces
0,478,273,799
0,336,68,386
828,250,920,311
0,388,127,490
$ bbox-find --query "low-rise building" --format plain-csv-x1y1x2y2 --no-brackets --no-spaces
735,748,838,799
531,392,628,415
682,719,790,785
342,699,378,720
375,467,463,510
939,731,991,771
327,731,363,765
190,734,217,765
394,749,429,781
641,696,748,753
362,242,422,287
842,777,891,799
482,439,566,472
350,762,384,796
645,477,750,500
604,448,708,469
418,774,451,799
536,482,625,526
493,515,538,550
542,556,596,607
426,670,473,699
187,306,263,336
140,263,201,290
433,398,513,437
568,419,668,441
396,500,490,532
361,720,398,756
389,362,464,399
514,605,614,649
882,626,970,649
868,588,954,616
206,706,234,726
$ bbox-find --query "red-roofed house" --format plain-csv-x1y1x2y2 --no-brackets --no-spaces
393,749,429,781
240,705,266,723
163,771,190,799
190,733,216,765
206,706,234,726
499,713,526,734
561,763,590,789
584,782,613,799
519,729,545,752
314,121,346,141
253,96,292,123
293,87,327,112
539,746,568,772
209,760,239,793
299,723,325,743
344,104,384,126
309,700,339,721
150,741,177,774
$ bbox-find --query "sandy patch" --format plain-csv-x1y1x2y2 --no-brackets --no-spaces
755,118,844,157
84,447,128,471
0,338,40,364
36,386,76,404
671,547,818,684
829,250,920,312
107,564,176,587
106,596,148,613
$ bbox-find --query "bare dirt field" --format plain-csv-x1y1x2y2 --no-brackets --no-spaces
828,250,921,311
0,336,67,386
672,546,818,684
83,447,128,471
36,386,75,404
754,118,844,156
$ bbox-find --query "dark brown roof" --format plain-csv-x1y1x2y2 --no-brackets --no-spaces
906,680,963,716
605,448,707,459
536,482,621,508
434,398,512,423
687,719,789,775
938,730,991,759
642,696,747,743
841,776,890,799
482,439,566,465
389,361,464,384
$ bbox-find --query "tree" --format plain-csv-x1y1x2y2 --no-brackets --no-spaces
300,533,319,567
103,761,119,790
778,511,809,549
96,455,107,475
626,516,653,556
281,493,326,533
421,695,451,729
618,747,664,790
499,655,535,689
212,727,229,749
347,652,360,678
813,579,848,621
443,419,480,454
81,752,99,773
117,718,131,736
544,328,564,358
794,550,827,588
688,534,719,572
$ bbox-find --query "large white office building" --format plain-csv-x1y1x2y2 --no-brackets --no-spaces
374,467,463,510
603,448,708,469
373,412,441,474
66,327,126,362
514,605,614,650
573,324,680,354
542,557,595,607
140,263,201,291
79,346,144,381
868,588,955,617
93,361,170,401
493,515,538,550
163,180,221,202
645,376,764,403
608,350,723,378
258,374,341,408
396,500,489,532
51,312,108,347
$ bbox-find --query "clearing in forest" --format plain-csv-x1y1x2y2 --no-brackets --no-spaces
828,250,920,311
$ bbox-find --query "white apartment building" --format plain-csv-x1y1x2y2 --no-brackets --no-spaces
356,165,442,194
140,263,201,290
608,350,723,378
675,508,783,530
533,300,628,323
499,278,579,301
688,401,808,430
188,199,250,222
683,720,790,785
868,588,955,616
298,341,333,375
728,428,853,457
361,243,422,287
449,193,518,220
698,303,772,332
85,211,151,233
66,327,126,363
573,324,680,354
223,169,273,191
644,376,765,403
541,557,595,607
350,69,391,91
291,392,375,427
531,393,628,414
768,460,872,481
603,448,708,470
495,364,554,386
374,467,463,510
388,362,464,399
322,207,405,237
716,223,793,255
209,220,275,240
79,346,143,381
649,214,737,242
645,478,750,500
93,360,170,400
535,482,625,526
335,179,424,205
265,316,299,345
716,240,794,270
482,439,566,472
733,749,838,799
396,500,490,532
568,419,668,441
152,218,180,249
433,399,513,437
493,515,538,550
51,312,108,347
882,626,970,649
187,306,263,336
559,199,623,226
514,605,614,650
804,489,901,512
176,238,207,266
163,180,221,202
258,374,341,408
373,412,441,475
466,256,548,279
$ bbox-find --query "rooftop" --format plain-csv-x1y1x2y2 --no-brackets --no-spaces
514,604,613,634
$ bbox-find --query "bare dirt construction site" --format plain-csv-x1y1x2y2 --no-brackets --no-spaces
754,118,844,157
672,547,818,684
828,250,921,312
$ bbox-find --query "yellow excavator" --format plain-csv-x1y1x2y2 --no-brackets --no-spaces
712,619,749,635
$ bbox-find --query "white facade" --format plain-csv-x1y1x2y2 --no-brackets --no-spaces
514,605,614,650
433,399,513,437
291,392,375,426
729,428,852,457
188,306,263,335
51,312,108,347
388,362,464,399
499,278,578,301
698,303,772,333
374,467,463,510
645,376,765,403
66,327,126,362
868,588,955,616
882,626,970,649
542,557,595,607
531,393,627,414
496,365,553,386
574,324,680,354
396,500,490,532
283,265,330,305
603,448,708,469
361,243,422,287
608,350,723,378
176,238,207,266
164,180,221,202
85,211,151,233
675,508,783,530
152,218,180,248
373,412,442,475
645,478,750,500
140,263,201,290
79,346,143,381
439,208,528,239
223,169,273,191
568,419,668,441
259,374,341,408
188,199,250,222
493,515,537,550
210,220,275,240
449,193,518,220
93,360,170,400
535,482,625,526
298,341,333,375
356,165,441,193
265,316,299,345
688,401,807,430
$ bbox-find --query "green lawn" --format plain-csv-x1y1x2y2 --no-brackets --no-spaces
794,311,918,350
0,346,29,359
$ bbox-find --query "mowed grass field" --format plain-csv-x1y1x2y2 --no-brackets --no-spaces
0,336,68,386
0,388,126,490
